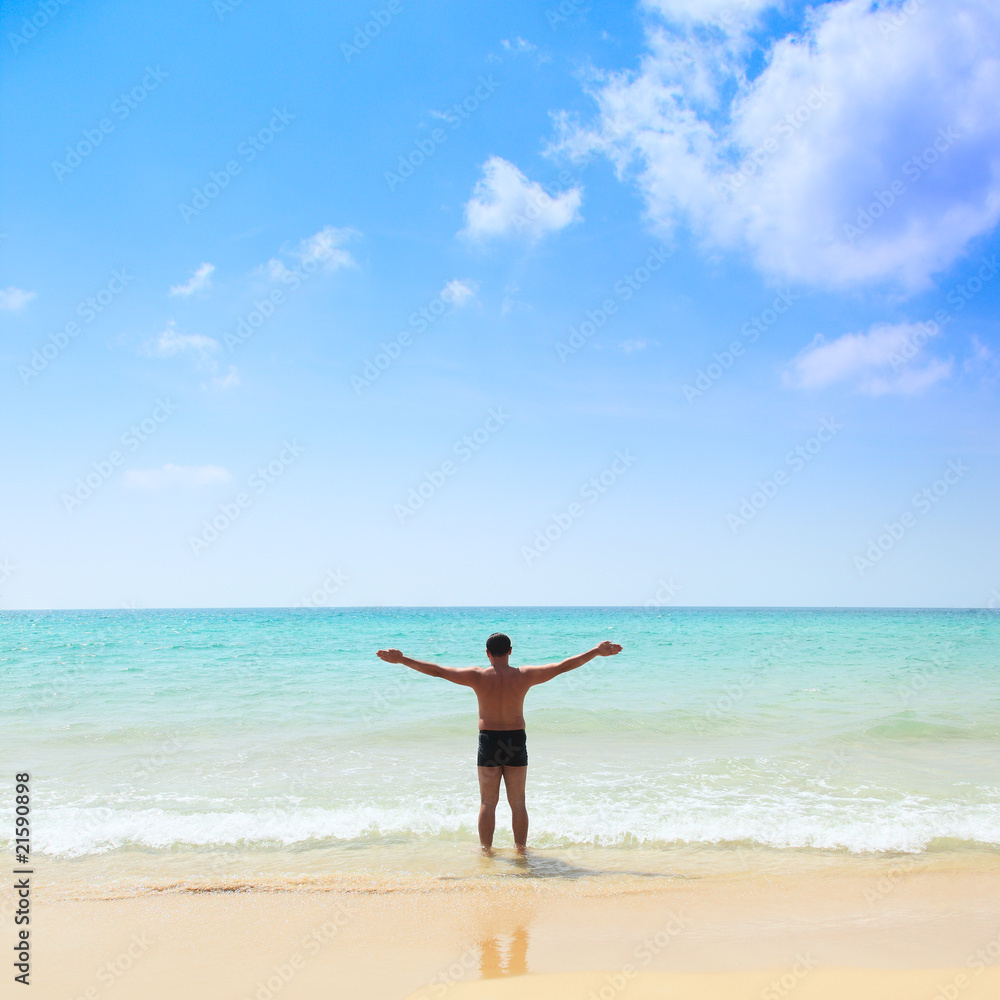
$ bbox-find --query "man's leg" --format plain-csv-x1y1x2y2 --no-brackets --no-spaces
477,766,502,849
502,766,528,849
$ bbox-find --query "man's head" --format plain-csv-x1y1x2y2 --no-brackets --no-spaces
486,632,512,660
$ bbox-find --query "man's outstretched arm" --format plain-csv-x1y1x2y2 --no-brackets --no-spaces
521,640,622,686
376,648,479,687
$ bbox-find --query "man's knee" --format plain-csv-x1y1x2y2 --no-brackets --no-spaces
481,792,499,807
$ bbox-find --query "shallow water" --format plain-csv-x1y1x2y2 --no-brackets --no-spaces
3,607,999,877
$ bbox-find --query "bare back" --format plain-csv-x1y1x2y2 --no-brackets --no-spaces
470,666,532,729
375,641,622,731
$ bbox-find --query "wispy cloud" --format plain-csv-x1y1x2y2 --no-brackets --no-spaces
440,278,478,307
620,339,655,354
0,286,36,311
266,225,359,281
501,283,531,316
501,36,537,55
963,334,1000,383
965,334,992,371
785,322,952,396
299,226,358,269
462,157,582,241
144,319,219,360
207,366,241,390
123,464,232,489
169,263,215,297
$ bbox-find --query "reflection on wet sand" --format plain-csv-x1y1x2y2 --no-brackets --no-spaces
479,925,529,979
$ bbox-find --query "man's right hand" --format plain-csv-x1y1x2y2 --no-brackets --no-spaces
377,648,404,663
595,641,623,656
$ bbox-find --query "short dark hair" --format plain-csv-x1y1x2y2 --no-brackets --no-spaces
486,632,511,655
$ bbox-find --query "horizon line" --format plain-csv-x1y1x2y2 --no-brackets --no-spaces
0,605,994,613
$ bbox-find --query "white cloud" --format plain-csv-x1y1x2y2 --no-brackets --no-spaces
785,321,952,395
462,157,582,241
965,334,992,369
145,319,219,359
208,366,241,390
440,278,478,307
0,286,36,311
298,226,358,269
123,464,232,489
169,263,215,297
501,36,537,54
963,334,1000,382
500,35,538,52
267,259,295,282
499,36,550,63
861,357,953,396
266,226,358,281
560,0,1000,291
500,283,532,316
620,338,655,353
644,0,774,28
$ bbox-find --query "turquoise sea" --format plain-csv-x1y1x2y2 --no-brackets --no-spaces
2,608,999,879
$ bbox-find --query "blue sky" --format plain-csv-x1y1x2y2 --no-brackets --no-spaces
1,0,998,608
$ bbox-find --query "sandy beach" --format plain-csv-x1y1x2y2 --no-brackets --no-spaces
25,850,1000,1000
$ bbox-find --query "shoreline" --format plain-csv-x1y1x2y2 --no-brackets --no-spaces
21,857,1000,999
29,838,1000,900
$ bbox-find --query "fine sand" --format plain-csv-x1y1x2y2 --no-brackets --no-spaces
23,852,1000,1000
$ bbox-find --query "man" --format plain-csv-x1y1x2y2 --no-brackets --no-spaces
375,633,623,851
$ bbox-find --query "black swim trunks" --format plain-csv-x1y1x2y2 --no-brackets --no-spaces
477,729,528,767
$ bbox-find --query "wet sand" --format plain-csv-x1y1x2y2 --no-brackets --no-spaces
23,852,1000,1000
